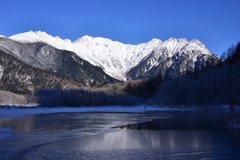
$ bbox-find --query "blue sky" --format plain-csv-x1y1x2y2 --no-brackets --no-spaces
1,0,240,56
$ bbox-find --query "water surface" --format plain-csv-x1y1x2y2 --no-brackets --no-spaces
0,110,240,159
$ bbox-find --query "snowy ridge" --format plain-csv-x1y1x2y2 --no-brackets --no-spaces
126,37,216,79
152,37,211,62
9,31,212,80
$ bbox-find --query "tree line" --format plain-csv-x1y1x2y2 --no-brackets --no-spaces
34,89,139,107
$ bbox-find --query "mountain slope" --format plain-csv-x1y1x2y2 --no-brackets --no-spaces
0,37,117,85
0,50,83,94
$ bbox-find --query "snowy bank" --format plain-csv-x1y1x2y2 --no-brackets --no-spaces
1,104,238,120
0,106,198,119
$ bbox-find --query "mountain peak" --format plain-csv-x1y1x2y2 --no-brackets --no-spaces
190,39,201,44
165,37,188,43
73,35,93,43
9,31,38,43
189,39,204,46
161,37,189,53
148,38,162,43
169,37,177,40
28,31,50,38
34,30,47,35
10,31,72,44
189,39,207,50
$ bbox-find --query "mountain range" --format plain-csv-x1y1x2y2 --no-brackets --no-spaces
0,31,220,90
8,31,220,79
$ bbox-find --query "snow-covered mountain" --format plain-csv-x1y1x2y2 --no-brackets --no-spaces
9,31,162,79
127,38,220,79
9,31,218,80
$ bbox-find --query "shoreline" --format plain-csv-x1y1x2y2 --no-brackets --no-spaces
0,106,200,119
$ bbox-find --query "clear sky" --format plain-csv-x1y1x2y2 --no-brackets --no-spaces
1,0,240,56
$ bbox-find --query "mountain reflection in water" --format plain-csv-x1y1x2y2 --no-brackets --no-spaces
0,115,34,131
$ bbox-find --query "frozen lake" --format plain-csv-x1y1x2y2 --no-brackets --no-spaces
0,109,240,159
